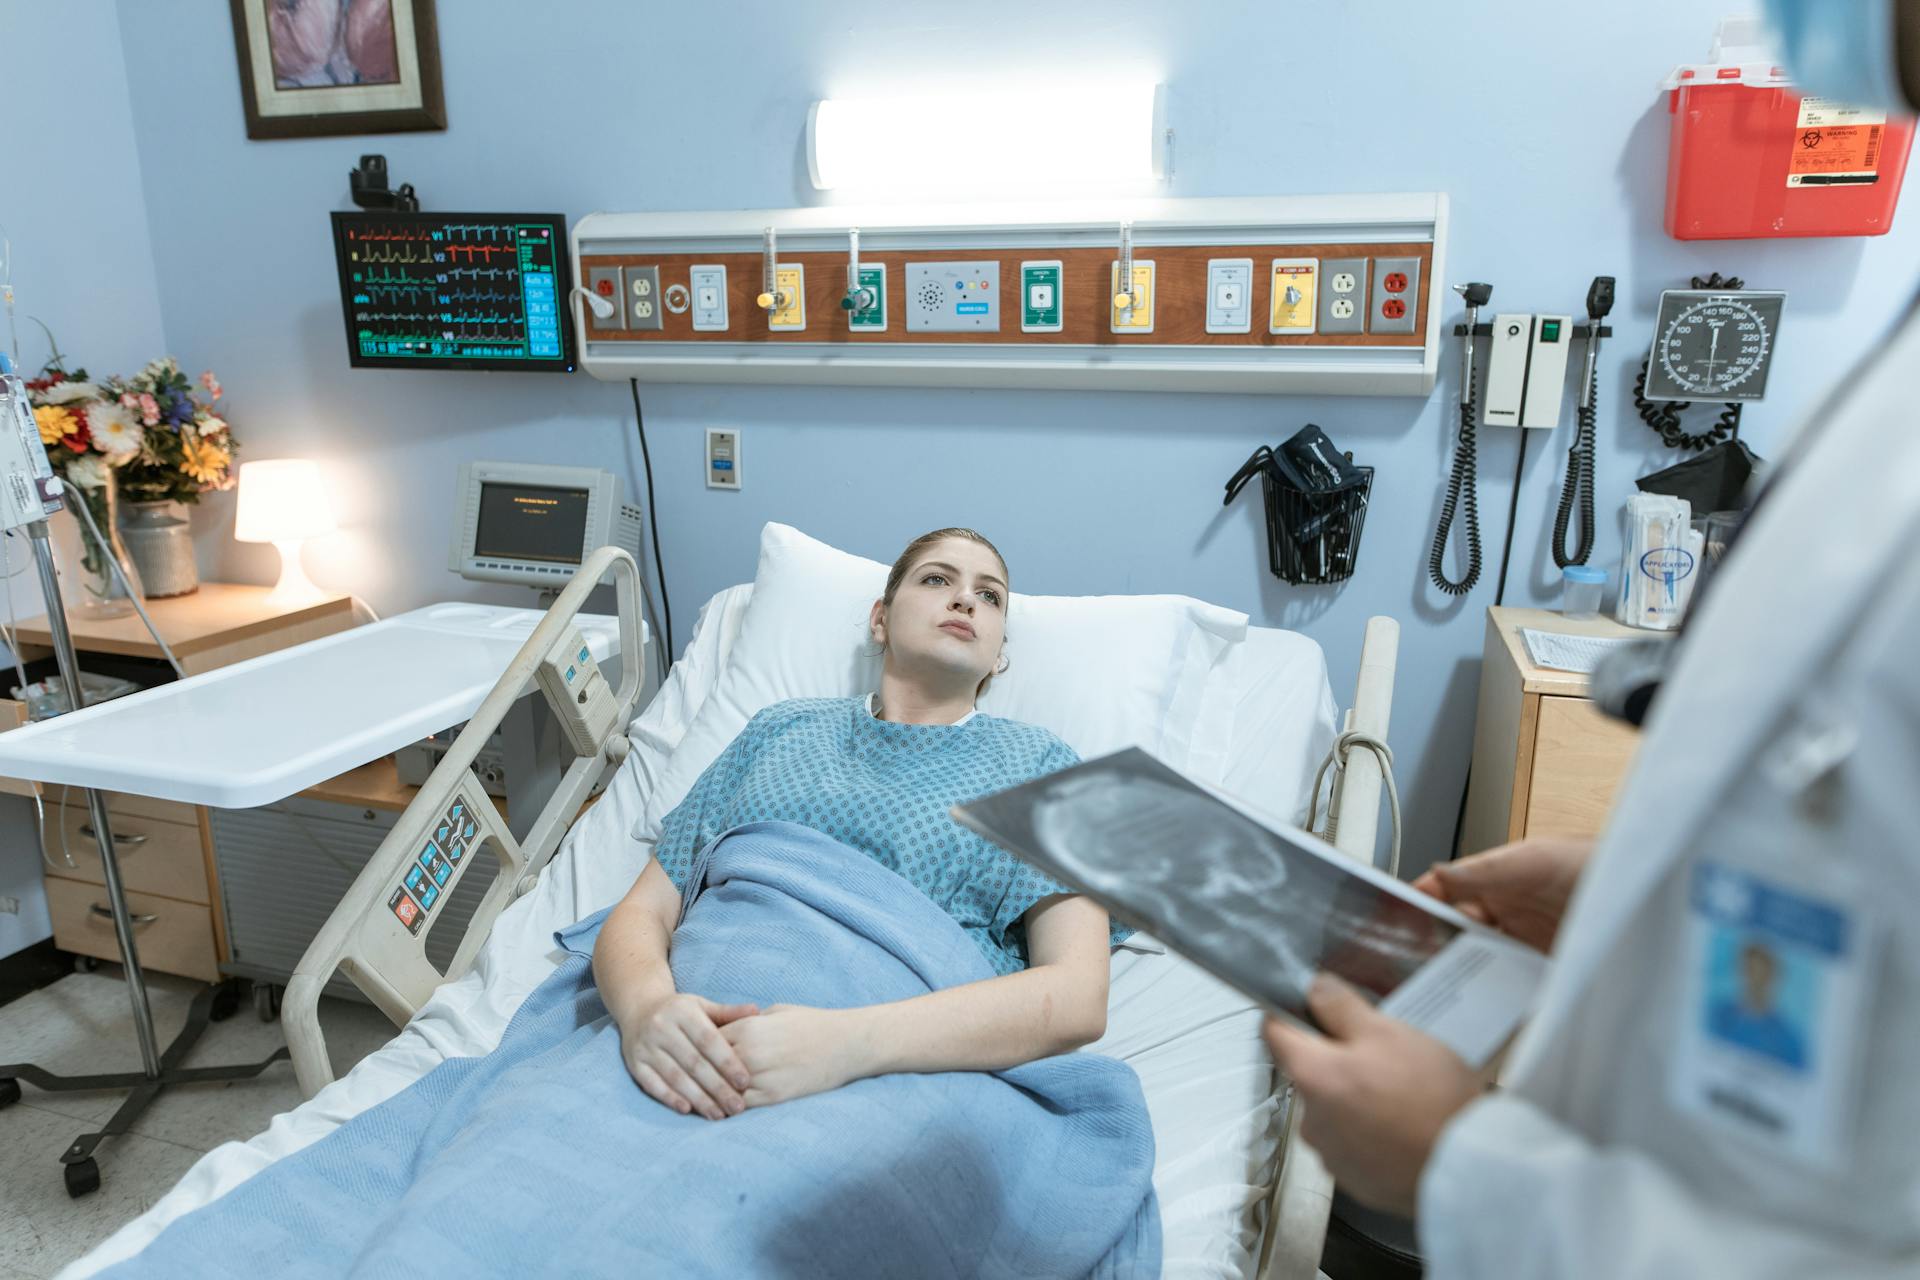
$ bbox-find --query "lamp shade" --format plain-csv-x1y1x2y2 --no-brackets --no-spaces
234,459,336,544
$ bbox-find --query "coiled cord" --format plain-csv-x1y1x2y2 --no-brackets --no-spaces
1634,358,1743,451
1553,364,1598,568
1428,380,1482,596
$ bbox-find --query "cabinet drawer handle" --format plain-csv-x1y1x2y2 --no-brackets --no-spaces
78,824,149,849
90,903,159,926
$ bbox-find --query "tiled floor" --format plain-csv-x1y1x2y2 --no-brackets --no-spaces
0,965,398,1278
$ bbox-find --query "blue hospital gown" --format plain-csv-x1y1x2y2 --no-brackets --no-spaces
652,696,1129,975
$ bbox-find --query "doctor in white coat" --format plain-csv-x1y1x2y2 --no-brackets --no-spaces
1264,3,1920,1274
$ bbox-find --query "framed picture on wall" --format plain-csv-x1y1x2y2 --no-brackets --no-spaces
229,0,445,140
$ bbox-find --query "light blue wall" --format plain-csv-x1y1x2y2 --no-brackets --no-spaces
0,0,169,954
93,0,1920,874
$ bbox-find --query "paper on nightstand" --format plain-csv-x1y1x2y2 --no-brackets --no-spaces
1521,627,1637,674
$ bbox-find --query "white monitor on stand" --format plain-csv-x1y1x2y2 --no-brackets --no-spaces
449,461,642,592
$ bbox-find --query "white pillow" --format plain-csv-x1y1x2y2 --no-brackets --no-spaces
631,523,1247,842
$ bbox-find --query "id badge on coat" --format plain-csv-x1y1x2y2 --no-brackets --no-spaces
1669,861,1876,1171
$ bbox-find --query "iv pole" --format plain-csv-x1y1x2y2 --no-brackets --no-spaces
0,366,287,1200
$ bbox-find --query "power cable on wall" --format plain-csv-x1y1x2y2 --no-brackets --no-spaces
628,379,673,678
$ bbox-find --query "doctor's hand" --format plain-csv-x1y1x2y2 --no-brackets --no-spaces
721,1004,866,1110
1411,835,1592,952
1263,976,1480,1218
617,993,758,1121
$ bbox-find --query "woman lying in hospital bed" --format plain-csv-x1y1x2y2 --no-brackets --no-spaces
96,528,1165,1279
597,526,1134,1122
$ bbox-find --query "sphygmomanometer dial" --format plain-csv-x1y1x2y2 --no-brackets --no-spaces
1644,289,1786,402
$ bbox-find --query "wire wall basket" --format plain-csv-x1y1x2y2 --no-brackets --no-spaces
1224,444,1374,586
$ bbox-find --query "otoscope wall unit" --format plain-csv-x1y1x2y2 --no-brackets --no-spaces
573,195,1449,396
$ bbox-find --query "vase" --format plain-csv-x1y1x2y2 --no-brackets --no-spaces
50,473,146,621
119,499,200,598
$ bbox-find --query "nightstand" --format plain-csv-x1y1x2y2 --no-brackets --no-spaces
1459,607,1646,857
5,586,358,980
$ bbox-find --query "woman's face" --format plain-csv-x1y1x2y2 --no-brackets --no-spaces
870,537,1009,692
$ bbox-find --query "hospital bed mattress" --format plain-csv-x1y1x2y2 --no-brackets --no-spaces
67,593,1336,1280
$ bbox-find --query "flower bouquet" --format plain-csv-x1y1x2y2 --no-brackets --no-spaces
25,358,238,614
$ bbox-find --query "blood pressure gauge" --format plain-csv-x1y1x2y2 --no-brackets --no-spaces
1643,289,1787,402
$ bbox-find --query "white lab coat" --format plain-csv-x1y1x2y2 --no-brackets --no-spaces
1418,296,1920,1279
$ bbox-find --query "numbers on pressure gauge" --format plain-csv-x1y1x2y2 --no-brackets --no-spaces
1643,289,1786,403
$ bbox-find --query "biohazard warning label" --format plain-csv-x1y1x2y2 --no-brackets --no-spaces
1789,97,1887,187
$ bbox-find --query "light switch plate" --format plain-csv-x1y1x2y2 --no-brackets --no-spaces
1268,257,1318,335
1020,260,1063,333
689,263,728,332
706,426,741,489
1205,258,1253,334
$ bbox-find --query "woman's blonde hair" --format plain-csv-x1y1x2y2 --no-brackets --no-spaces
878,528,1011,695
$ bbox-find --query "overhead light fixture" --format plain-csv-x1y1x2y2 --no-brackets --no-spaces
807,83,1167,194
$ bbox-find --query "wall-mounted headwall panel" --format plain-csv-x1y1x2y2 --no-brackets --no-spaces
575,195,1448,396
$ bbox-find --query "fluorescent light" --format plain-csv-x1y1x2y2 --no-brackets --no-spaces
808,83,1166,193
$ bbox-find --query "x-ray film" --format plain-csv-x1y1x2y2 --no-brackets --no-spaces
953,748,1546,1066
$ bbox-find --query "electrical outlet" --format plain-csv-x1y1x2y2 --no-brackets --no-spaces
1268,258,1318,335
0,895,17,915
768,265,806,330
626,265,662,331
690,264,728,332
1369,255,1421,335
1318,257,1367,334
706,427,741,489
1110,261,1156,333
585,265,625,329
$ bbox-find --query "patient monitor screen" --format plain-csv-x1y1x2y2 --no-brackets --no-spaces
473,482,590,564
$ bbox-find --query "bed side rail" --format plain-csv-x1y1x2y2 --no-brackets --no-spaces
1259,614,1400,1280
282,548,647,1098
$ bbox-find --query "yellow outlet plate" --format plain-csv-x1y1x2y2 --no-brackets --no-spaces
1110,261,1156,332
1269,259,1318,334
769,264,806,330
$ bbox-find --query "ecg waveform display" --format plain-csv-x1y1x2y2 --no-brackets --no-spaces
330,212,574,372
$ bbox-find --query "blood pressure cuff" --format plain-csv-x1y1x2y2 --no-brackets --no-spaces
1636,439,1762,515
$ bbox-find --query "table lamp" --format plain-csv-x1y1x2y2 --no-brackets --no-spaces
234,459,336,606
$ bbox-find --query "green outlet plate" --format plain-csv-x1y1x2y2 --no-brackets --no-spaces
1021,260,1062,333
849,265,887,330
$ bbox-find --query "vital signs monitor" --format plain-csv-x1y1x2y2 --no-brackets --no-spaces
450,462,642,589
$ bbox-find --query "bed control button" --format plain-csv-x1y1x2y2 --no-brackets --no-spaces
388,887,423,934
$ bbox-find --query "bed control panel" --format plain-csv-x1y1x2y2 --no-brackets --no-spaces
388,793,483,935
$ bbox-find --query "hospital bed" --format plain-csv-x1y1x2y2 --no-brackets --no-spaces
65,543,1399,1280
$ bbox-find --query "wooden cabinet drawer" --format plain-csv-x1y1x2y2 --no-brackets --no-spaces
1524,696,1641,840
45,804,208,905
53,789,199,828
46,876,218,982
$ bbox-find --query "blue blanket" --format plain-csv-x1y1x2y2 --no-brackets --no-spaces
108,821,1160,1278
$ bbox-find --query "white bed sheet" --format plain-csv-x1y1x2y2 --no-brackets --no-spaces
66,590,1336,1280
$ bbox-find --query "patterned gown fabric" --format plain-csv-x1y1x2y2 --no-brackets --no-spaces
652,696,1128,975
